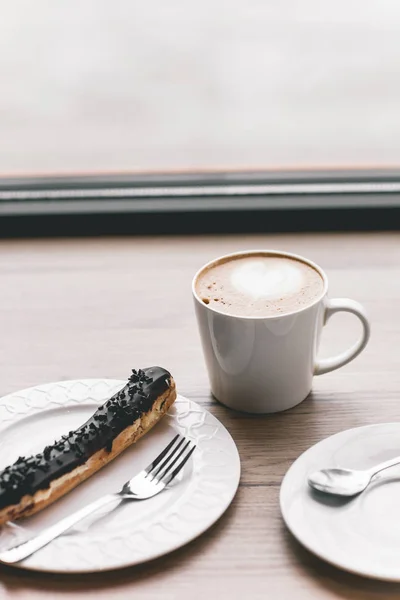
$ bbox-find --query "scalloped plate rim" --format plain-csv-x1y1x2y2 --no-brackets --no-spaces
0,379,241,574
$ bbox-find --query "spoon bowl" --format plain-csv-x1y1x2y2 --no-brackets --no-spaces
308,467,372,496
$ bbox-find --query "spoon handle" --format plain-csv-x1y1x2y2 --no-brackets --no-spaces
368,455,400,478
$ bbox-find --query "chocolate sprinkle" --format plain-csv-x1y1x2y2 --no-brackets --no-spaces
0,367,171,511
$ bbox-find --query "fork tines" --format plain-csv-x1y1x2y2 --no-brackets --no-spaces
146,434,196,485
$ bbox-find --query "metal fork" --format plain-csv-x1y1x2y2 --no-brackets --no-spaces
0,434,196,564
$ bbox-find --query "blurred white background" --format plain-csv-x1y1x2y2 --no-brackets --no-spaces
1,0,400,174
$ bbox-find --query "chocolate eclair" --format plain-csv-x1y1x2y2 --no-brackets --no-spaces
0,367,176,525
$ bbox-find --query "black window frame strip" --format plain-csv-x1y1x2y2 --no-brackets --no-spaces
1,169,400,236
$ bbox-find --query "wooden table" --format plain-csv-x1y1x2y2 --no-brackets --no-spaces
0,232,399,599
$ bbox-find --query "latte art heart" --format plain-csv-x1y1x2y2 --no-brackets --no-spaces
230,261,305,300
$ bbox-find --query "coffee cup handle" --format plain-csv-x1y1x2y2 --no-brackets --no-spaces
314,298,370,376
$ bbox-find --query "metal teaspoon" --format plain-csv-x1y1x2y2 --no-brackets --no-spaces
308,454,400,497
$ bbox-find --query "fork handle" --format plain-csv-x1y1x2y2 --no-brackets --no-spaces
0,493,120,564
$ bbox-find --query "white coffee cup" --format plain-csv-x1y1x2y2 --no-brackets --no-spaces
192,250,370,413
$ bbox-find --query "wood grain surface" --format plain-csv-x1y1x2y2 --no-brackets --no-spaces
0,232,399,599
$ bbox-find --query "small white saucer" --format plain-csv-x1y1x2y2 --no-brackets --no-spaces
280,423,400,581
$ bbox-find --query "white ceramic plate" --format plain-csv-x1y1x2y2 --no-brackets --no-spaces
280,423,400,581
0,379,240,573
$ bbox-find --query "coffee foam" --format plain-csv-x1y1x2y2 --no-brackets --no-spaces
196,254,324,317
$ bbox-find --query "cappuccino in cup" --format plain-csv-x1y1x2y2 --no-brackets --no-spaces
193,250,370,413
195,253,324,318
